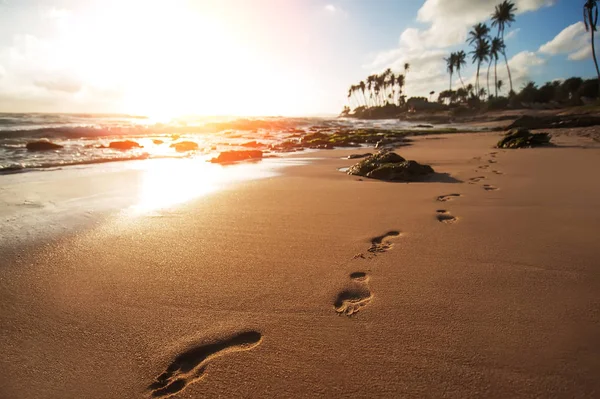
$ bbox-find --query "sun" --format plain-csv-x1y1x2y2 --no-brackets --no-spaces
58,0,317,118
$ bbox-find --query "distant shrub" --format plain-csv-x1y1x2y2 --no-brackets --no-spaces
486,96,509,110
450,106,473,117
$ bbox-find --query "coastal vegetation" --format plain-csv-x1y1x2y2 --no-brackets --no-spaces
343,1,600,120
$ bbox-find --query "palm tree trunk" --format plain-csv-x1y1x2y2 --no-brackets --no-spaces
501,31,513,94
590,22,600,84
487,61,492,99
449,72,453,92
458,71,465,90
502,50,513,95
494,59,498,98
476,63,481,96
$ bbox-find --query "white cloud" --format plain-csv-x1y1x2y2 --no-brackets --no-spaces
325,5,336,12
507,51,545,89
364,0,555,98
538,22,593,61
504,28,520,40
568,46,591,61
408,0,555,49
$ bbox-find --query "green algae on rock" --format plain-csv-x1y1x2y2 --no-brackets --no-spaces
347,151,434,181
497,128,551,149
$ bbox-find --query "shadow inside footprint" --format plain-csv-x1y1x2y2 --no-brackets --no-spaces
335,272,372,316
469,176,486,184
149,331,262,397
436,210,457,224
437,193,461,202
483,184,498,191
368,231,401,253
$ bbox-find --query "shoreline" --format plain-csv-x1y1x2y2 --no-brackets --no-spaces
1,130,600,397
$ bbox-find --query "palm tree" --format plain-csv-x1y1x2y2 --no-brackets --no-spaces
470,39,490,96
359,81,367,107
466,83,474,98
429,91,435,101
479,87,487,99
396,74,406,105
468,22,490,45
491,0,516,95
445,53,456,91
489,38,505,97
584,0,600,83
366,75,376,106
497,80,504,95
455,50,467,89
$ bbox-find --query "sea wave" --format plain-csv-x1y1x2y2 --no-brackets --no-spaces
0,154,158,174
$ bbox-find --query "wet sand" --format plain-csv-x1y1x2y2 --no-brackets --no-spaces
1,131,599,398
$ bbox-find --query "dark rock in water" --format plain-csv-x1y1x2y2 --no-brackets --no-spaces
210,150,263,163
415,124,434,128
170,141,199,152
241,141,264,148
26,141,63,151
347,151,434,182
347,153,373,159
152,139,164,145
109,140,142,150
497,128,551,149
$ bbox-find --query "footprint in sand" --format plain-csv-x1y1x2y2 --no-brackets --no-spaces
477,164,490,170
492,170,503,175
437,193,462,202
469,176,486,184
368,231,401,254
149,331,262,397
436,210,457,224
488,159,497,164
483,184,498,191
334,272,373,317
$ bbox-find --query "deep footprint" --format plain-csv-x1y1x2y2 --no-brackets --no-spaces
368,231,401,253
335,272,373,316
469,176,486,184
149,331,262,397
437,193,461,202
483,184,498,191
436,210,457,224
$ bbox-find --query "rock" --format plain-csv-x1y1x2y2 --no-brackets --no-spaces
152,139,164,145
109,140,142,150
347,151,434,182
26,140,63,151
365,160,434,181
497,128,551,149
240,141,264,148
415,124,434,128
210,150,263,163
347,153,373,159
170,141,199,152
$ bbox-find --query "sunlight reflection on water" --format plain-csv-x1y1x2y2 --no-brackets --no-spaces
129,156,304,213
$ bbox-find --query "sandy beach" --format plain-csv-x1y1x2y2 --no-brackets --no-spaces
1,129,599,398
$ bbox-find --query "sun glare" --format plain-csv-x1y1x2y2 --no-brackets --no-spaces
53,0,313,118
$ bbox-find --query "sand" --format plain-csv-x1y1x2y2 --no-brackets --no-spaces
1,131,599,398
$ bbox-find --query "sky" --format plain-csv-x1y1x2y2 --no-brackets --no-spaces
0,0,595,117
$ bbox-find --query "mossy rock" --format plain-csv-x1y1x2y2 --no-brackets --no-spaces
365,161,434,181
497,128,551,149
347,151,434,181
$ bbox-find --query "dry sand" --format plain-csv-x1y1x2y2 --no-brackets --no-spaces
1,131,599,398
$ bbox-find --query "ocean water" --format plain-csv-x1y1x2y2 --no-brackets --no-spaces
0,113,440,173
